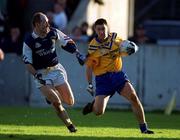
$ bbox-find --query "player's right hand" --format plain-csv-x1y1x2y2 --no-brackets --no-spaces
34,73,46,85
86,84,94,96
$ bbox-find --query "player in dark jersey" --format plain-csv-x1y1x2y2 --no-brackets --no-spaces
23,12,85,132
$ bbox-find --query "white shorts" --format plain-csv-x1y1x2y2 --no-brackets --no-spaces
34,63,67,88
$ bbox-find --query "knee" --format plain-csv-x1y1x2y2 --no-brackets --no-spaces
94,108,104,116
52,102,64,111
66,98,74,106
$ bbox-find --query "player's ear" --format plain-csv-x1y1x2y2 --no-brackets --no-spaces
36,22,40,27
33,23,37,28
106,25,110,33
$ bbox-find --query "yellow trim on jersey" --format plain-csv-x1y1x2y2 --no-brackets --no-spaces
86,33,125,76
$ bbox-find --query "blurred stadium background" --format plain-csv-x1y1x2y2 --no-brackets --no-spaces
0,0,180,111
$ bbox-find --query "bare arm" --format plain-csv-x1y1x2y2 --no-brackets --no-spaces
85,65,94,96
0,49,4,61
25,64,37,76
86,65,93,84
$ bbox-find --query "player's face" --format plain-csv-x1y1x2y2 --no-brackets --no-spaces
36,15,50,36
95,24,108,41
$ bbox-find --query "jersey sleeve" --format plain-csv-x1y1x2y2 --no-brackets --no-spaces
55,29,73,47
22,42,32,64
114,36,123,46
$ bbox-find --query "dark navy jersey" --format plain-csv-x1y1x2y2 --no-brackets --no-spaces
23,28,72,70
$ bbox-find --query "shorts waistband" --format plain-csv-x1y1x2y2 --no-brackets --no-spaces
37,64,60,74
96,71,122,77
46,64,59,71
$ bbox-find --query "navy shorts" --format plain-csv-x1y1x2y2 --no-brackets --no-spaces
95,71,129,96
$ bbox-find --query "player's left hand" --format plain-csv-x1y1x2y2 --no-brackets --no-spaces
76,52,86,66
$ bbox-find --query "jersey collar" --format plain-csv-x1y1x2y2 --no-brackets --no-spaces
95,34,109,44
32,31,39,39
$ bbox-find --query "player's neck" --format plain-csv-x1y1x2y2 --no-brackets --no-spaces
34,29,49,38
97,36,108,43
34,31,44,38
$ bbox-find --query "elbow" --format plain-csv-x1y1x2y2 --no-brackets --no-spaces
62,42,77,54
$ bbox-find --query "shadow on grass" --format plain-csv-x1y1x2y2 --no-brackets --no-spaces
0,107,180,130
0,134,179,140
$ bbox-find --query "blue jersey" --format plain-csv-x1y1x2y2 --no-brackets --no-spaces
23,28,72,70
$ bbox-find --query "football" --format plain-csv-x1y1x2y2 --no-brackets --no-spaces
120,40,138,55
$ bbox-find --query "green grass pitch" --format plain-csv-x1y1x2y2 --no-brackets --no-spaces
0,107,179,140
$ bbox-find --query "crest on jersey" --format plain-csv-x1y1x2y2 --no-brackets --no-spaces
51,39,56,48
35,42,41,48
51,39,56,44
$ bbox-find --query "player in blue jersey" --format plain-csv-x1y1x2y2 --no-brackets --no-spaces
23,12,85,132
82,18,154,134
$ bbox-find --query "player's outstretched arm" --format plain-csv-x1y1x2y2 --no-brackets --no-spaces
75,51,87,66
61,41,87,65
56,29,87,65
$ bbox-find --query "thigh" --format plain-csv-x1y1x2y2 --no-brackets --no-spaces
93,95,111,114
55,81,74,105
120,82,137,101
40,85,60,103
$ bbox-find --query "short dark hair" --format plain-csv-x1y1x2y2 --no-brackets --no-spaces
81,22,89,27
32,12,44,27
94,18,107,27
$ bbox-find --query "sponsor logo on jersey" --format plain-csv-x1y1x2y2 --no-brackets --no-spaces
35,42,42,48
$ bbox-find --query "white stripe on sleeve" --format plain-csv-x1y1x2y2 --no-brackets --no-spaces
23,42,32,64
56,29,72,47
